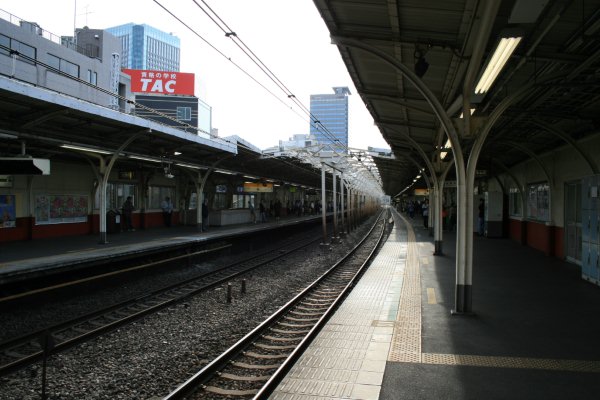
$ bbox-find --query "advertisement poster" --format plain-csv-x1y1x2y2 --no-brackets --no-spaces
122,69,195,96
35,194,89,225
0,195,16,228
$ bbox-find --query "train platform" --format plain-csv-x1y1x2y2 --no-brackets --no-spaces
0,213,323,286
272,208,600,400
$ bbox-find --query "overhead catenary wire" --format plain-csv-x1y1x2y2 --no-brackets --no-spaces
184,0,381,183
158,0,350,153
189,0,340,147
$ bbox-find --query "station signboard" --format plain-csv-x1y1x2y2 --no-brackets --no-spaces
244,182,273,193
123,69,195,96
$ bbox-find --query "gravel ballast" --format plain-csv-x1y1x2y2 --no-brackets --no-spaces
0,217,379,400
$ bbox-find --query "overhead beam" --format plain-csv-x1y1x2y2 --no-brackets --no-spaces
20,109,69,129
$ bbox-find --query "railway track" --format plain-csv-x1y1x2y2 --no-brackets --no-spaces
163,211,389,399
0,233,324,378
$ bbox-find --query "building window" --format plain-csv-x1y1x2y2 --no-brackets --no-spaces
47,53,80,78
527,182,550,222
0,34,36,64
213,193,228,210
47,54,60,70
177,106,192,121
94,183,137,211
149,186,175,209
0,34,10,56
509,187,522,217
86,69,97,85
232,194,255,209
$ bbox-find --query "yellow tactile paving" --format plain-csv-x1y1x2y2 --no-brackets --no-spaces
388,212,600,375
426,288,437,304
272,215,408,399
272,210,600,400
388,215,422,364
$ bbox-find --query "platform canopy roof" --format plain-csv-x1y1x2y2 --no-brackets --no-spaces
0,77,383,194
313,0,600,197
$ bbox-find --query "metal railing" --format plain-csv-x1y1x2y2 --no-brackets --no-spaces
0,8,94,58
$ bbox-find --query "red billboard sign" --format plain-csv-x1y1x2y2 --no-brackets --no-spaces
123,69,195,96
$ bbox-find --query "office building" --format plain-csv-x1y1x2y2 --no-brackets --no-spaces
0,14,131,112
309,87,351,150
263,134,318,156
105,23,180,71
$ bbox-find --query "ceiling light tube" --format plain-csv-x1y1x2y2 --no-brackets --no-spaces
215,169,236,175
175,162,203,169
61,144,112,155
474,36,522,94
459,108,476,118
129,155,161,163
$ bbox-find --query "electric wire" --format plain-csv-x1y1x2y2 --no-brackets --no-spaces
0,45,267,157
150,0,299,123
184,0,380,183
186,0,349,151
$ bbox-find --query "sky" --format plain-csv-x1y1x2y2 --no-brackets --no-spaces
0,0,390,151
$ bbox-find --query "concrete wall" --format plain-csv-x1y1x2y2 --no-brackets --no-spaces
0,156,312,242
490,131,600,259
0,18,131,111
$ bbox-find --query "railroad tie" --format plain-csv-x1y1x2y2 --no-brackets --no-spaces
289,310,322,317
270,327,310,335
254,343,297,350
203,386,258,396
244,351,289,359
219,372,270,381
232,361,281,370
283,315,319,322
262,335,302,342
277,321,314,328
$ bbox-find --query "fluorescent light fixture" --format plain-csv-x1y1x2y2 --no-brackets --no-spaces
175,162,203,169
173,151,182,156
474,36,522,94
215,169,236,175
440,138,452,160
459,108,476,118
243,175,257,179
129,155,161,163
0,132,18,139
61,144,112,155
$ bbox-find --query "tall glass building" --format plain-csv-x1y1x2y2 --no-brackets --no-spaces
309,87,351,150
105,23,180,71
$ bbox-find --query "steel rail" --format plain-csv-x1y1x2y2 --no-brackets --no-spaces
0,233,323,378
163,209,388,399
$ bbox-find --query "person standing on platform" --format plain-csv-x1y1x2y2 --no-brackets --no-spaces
408,201,415,219
121,196,135,231
274,198,282,222
478,198,485,236
202,198,209,231
422,200,429,228
259,200,267,223
449,202,457,231
249,200,256,223
161,196,173,227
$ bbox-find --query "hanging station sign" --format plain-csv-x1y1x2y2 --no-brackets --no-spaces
243,182,273,193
